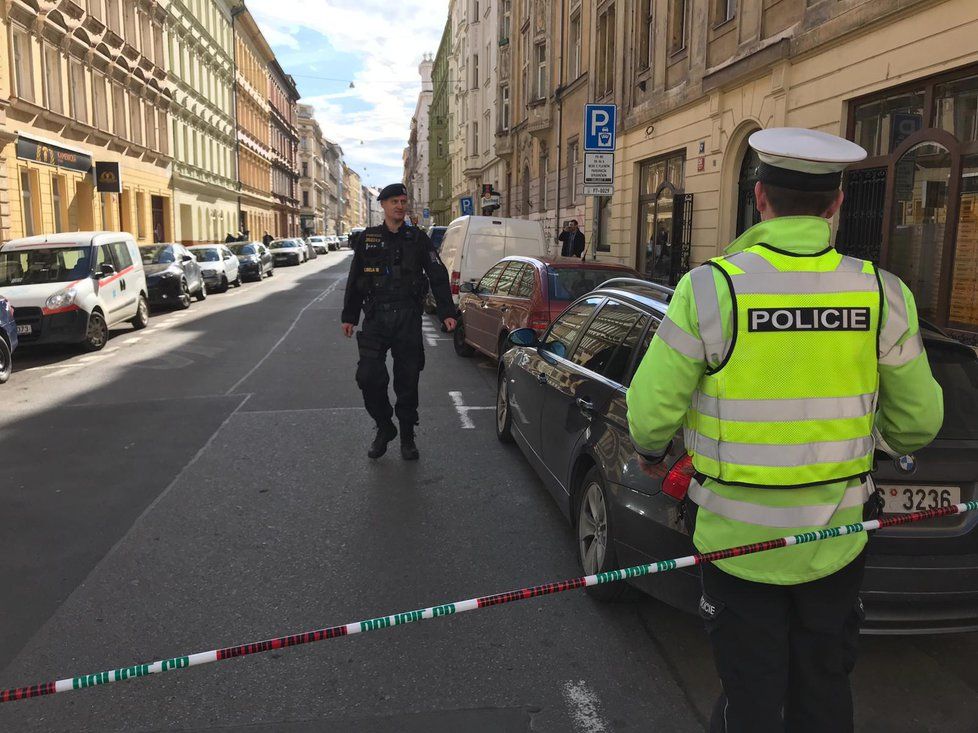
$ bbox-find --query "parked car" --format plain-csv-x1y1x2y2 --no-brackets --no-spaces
189,245,240,293
229,242,274,281
438,216,548,302
139,243,207,310
308,236,329,255
0,294,18,383
301,238,318,260
496,278,978,633
338,235,349,249
326,236,341,251
428,225,448,253
454,256,641,361
269,239,305,266
0,232,149,352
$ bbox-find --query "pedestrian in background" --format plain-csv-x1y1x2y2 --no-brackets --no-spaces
262,231,273,246
341,183,457,461
626,128,943,733
556,220,586,259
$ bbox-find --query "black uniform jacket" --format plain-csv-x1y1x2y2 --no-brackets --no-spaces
341,223,456,326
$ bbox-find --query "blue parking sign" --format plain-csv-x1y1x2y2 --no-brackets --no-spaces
584,104,617,151
422,207,430,219
460,196,475,216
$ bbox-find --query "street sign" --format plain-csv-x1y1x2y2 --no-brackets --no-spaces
460,196,475,216
584,104,617,151
480,194,501,209
583,184,614,196
583,152,614,185
422,207,430,219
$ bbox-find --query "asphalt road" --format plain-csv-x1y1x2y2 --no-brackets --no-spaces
0,252,976,731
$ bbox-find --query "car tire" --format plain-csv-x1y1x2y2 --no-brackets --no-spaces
577,467,628,602
0,336,11,384
497,332,511,361
177,280,192,309
495,369,514,444
453,319,475,357
82,311,109,352
267,268,274,277
233,274,242,287
130,295,150,330
194,280,207,301
218,276,229,293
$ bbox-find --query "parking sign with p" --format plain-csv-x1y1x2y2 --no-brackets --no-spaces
584,104,617,152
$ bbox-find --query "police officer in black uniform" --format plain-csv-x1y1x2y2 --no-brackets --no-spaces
341,183,457,460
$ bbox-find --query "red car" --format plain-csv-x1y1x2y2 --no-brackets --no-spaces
454,256,642,360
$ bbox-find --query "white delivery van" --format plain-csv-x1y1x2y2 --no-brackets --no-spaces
0,232,149,352
439,216,547,302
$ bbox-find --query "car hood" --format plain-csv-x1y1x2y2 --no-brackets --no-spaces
0,280,87,307
144,263,181,277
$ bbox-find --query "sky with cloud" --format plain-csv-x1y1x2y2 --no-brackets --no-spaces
246,0,451,189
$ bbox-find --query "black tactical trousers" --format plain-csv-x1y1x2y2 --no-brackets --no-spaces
700,551,866,733
355,304,425,428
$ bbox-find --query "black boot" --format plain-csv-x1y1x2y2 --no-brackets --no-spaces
367,421,397,459
400,424,419,461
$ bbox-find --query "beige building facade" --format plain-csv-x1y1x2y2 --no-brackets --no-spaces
593,0,978,340
1,0,173,246
341,163,363,231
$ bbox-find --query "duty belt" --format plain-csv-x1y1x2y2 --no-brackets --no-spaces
369,300,419,312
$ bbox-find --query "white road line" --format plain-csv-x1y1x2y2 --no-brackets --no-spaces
562,680,609,733
42,367,80,379
448,390,494,429
122,337,142,345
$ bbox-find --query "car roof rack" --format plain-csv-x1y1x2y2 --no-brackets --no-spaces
600,277,675,303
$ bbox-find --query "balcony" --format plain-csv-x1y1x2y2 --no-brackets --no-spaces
463,155,482,178
495,129,513,158
526,99,552,138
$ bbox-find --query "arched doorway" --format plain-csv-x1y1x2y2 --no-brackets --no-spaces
736,147,762,236
636,151,686,282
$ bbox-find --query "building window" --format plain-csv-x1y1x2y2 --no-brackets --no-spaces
535,42,547,100
144,106,156,150
569,11,582,80
158,110,168,155
93,73,108,131
472,53,479,88
303,191,310,207
637,152,686,282
69,61,87,124
123,1,136,43
20,170,37,238
52,175,66,233
500,0,511,41
500,85,511,131
638,1,653,71
520,30,529,108
596,4,616,97
539,150,548,212
713,0,736,25
471,121,479,156
106,0,121,35
136,191,147,240
129,95,143,146
44,46,63,114
12,30,34,103
669,0,687,55
302,162,309,178
112,84,127,138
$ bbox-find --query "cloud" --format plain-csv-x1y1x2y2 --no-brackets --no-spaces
246,0,449,186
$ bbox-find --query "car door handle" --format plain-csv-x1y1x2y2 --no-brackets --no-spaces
537,373,548,385
577,397,594,413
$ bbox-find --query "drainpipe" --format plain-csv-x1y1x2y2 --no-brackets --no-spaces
231,3,245,234
554,0,566,234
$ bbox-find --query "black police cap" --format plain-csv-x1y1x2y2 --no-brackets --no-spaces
378,183,408,201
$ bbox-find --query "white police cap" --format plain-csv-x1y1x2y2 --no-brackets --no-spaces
749,128,867,191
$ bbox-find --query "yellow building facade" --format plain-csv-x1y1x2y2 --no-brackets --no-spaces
1,0,173,245
592,0,978,340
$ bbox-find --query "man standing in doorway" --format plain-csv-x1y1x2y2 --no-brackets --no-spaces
341,183,457,461
626,128,943,732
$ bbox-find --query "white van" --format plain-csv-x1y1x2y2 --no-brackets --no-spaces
0,232,149,352
438,216,547,301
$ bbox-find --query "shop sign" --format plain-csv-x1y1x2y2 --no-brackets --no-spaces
95,162,122,193
16,135,93,173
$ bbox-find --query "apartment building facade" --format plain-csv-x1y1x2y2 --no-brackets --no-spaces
268,60,299,238
324,138,343,235
341,162,363,231
166,0,238,246
297,104,326,236
1,0,173,245
428,19,453,225
404,55,434,223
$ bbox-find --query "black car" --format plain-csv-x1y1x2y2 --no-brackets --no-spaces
229,242,274,282
497,278,978,633
139,244,207,309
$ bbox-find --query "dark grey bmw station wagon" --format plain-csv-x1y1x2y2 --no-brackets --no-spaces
496,278,978,633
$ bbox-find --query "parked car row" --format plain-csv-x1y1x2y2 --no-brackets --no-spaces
442,212,978,634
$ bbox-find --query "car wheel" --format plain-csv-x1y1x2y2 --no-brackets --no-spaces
495,369,514,443
219,276,229,293
453,318,475,357
267,267,274,277
177,280,192,309
577,467,628,602
233,273,242,287
130,295,150,330
0,337,11,384
194,279,207,301
497,332,511,361
82,311,109,352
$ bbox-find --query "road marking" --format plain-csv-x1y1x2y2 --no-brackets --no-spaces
122,337,142,345
448,390,493,429
42,367,80,379
562,680,609,733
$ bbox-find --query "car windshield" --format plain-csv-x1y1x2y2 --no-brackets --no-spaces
230,244,257,255
270,241,294,249
139,245,175,264
925,340,978,440
0,247,92,286
547,267,635,301
191,248,220,262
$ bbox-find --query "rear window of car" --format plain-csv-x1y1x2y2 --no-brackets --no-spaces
926,341,978,440
231,244,258,255
547,267,635,301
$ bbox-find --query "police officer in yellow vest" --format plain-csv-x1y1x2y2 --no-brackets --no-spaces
626,128,943,733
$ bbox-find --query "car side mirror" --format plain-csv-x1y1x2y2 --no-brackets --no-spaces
509,328,539,348
459,281,475,293
98,263,116,278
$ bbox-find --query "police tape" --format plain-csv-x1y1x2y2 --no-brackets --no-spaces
2,500,976,705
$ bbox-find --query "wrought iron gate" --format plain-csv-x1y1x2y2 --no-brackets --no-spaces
669,193,694,285
837,167,887,262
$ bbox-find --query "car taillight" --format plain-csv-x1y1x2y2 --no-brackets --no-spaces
528,309,550,332
451,270,460,295
662,454,696,501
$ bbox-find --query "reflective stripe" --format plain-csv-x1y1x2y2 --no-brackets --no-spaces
688,479,873,528
879,331,924,367
693,434,875,467
879,269,910,358
690,266,727,365
692,391,876,422
726,251,777,273
731,271,879,295
657,315,705,361
835,255,867,273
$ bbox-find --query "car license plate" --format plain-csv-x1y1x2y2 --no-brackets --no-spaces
879,484,960,514
16,324,31,335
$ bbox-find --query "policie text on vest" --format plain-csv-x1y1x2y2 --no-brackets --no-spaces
747,307,870,332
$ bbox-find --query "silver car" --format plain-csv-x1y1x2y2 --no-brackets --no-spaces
188,245,241,293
